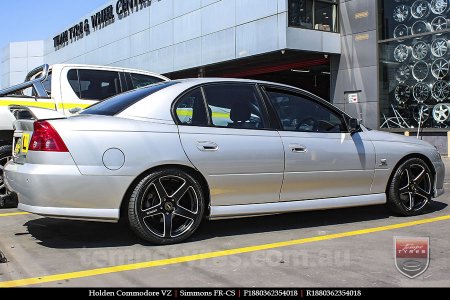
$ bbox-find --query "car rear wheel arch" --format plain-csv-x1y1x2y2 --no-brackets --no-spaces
119,164,211,223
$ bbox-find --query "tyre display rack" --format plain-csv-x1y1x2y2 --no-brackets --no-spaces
383,0,450,128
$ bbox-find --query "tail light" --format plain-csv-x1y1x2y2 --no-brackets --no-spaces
29,121,69,152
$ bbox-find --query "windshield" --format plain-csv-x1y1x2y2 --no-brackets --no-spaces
80,81,178,116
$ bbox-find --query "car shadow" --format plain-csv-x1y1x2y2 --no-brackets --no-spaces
21,200,447,249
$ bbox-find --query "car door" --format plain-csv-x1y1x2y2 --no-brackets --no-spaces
261,86,376,202
176,83,285,206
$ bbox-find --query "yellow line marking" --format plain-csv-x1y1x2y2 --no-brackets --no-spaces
0,100,56,110
0,212,29,217
1,214,450,287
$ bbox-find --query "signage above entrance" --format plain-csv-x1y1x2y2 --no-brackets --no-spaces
53,0,160,50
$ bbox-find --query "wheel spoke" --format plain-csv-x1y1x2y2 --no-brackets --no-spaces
408,193,415,211
404,168,412,185
152,179,168,199
163,213,173,238
172,182,191,202
399,185,409,195
415,187,431,200
413,168,426,183
175,206,197,220
142,204,162,218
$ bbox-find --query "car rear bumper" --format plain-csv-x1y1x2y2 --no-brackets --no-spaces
4,160,134,222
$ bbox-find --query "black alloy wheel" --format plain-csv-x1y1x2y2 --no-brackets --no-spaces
127,168,205,244
388,158,433,216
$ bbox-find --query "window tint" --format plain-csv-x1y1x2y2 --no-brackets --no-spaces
81,81,178,116
203,84,266,129
67,69,122,100
175,88,208,126
130,73,164,89
266,89,346,133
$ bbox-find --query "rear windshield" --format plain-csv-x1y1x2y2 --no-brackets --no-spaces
80,81,178,116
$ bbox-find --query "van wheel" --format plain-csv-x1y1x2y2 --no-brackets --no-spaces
127,169,205,244
387,158,432,216
0,145,16,209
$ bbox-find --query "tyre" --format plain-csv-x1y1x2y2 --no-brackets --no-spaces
0,145,17,209
127,168,205,244
387,158,433,216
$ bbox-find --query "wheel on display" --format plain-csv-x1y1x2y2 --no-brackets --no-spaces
431,38,448,57
394,5,411,23
411,20,431,35
431,16,448,31
432,80,450,101
431,58,449,79
394,24,409,39
413,83,431,103
387,158,432,216
395,84,412,104
431,0,449,14
433,103,450,123
412,104,430,123
411,1,431,19
394,44,411,62
396,64,411,82
412,40,429,60
412,60,429,81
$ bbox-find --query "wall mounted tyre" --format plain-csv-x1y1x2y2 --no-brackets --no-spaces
0,145,15,209
127,168,205,244
387,158,433,216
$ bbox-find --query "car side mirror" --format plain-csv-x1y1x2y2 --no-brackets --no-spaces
348,118,361,134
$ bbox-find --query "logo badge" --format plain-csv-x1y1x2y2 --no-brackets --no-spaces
394,237,430,278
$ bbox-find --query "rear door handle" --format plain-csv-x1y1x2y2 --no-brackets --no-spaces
289,144,308,153
196,141,219,152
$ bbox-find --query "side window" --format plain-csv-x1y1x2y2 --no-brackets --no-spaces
130,73,164,89
175,88,208,126
203,84,266,129
266,89,346,133
67,69,121,100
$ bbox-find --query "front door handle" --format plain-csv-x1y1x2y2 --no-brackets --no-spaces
196,141,219,152
289,144,308,153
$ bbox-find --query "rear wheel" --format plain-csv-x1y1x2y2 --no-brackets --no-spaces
387,158,433,216
127,168,205,244
0,145,17,209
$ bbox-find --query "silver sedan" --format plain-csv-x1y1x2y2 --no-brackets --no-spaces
4,79,445,244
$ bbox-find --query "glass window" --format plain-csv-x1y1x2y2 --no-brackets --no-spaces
289,0,313,29
314,1,337,32
175,88,208,126
203,84,266,129
67,69,122,100
81,82,178,116
130,73,165,89
379,0,450,130
67,69,80,97
266,89,346,132
288,0,338,32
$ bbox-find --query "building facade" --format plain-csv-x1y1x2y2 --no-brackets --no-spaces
1,0,449,151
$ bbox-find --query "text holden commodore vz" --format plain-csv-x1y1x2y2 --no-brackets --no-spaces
4,79,445,244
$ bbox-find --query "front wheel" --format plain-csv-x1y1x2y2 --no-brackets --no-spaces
127,168,205,244
387,158,433,216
